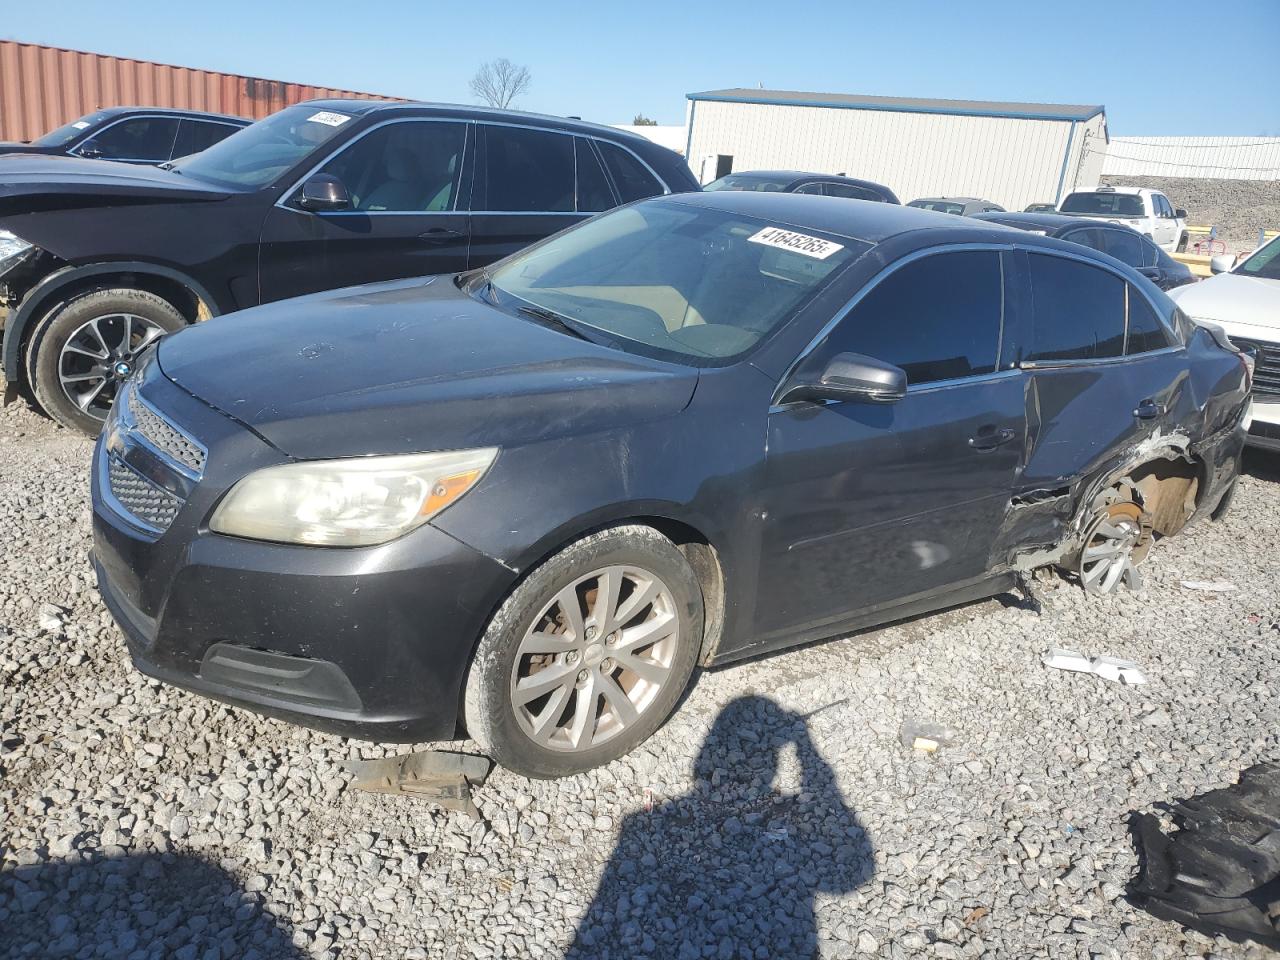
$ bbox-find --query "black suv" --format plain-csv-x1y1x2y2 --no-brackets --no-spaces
0,107,249,164
0,100,697,433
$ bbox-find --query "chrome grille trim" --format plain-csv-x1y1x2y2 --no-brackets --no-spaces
127,388,207,475
107,456,182,533
1229,338,1280,399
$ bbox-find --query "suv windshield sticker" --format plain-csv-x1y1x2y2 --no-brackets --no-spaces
748,227,844,260
307,111,352,127
72,121,91,129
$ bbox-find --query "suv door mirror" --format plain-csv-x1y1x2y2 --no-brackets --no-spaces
297,174,352,212
780,352,908,405
1210,254,1236,275
1174,208,1187,220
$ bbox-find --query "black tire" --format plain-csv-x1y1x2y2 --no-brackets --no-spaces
464,525,704,778
28,288,186,436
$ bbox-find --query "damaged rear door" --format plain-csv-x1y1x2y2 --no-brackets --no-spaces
755,247,1026,640
1005,249,1191,551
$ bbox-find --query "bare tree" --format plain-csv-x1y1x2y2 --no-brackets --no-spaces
470,58,532,110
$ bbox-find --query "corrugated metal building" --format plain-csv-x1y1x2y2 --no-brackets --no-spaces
0,40,402,143
686,88,1108,211
1101,136,1280,182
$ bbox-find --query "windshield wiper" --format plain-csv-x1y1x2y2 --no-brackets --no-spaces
516,304,591,342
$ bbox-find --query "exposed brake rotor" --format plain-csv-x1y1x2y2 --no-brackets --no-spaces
1076,500,1154,595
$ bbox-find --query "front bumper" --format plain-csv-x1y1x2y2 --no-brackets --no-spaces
91,366,517,742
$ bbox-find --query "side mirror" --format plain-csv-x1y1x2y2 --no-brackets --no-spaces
1209,254,1235,275
296,174,351,212
780,352,907,405
1175,208,1187,220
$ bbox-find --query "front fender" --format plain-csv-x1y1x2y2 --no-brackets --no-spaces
2,261,226,382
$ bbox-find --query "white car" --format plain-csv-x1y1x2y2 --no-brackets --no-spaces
1169,236,1280,451
1059,186,1188,253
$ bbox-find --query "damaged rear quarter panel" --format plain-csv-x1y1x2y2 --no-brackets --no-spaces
996,324,1247,572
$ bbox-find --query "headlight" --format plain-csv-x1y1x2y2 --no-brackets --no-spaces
0,229,34,275
209,448,498,547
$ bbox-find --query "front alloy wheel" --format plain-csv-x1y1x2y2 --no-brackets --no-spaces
58,312,166,419
464,525,703,778
510,565,681,752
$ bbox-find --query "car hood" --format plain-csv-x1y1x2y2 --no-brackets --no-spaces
157,276,700,459
1169,272,1280,339
0,154,230,215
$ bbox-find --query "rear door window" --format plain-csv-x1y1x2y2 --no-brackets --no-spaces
1060,227,1103,253
1025,254,1125,362
824,251,1003,385
172,120,240,160
1097,228,1144,267
1126,286,1176,354
478,125,574,212
597,141,664,203
81,116,180,161
575,138,616,212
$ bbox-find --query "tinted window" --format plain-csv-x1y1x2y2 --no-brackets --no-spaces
824,183,882,201
1026,255,1125,362
575,139,615,212
703,174,793,192
1060,227,1103,252
1238,235,1280,281
1097,228,1144,267
908,200,965,216
1126,286,1174,354
317,121,465,212
1061,192,1145,217
598,141,664,203
81,116,179,161
172,120,240,160
825,251,1003,385
480,125,573,212
792,183,824,196
1140,238,1161,268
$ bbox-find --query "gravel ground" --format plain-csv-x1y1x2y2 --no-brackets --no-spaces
2,394,1279,960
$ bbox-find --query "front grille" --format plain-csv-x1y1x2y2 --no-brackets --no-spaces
128,389,206,473
108,456,182,532
1231,338,1280,399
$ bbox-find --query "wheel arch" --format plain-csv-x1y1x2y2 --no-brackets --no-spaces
3,261,223,384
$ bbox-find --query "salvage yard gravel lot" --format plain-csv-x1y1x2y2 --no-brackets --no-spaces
2,395,1278,960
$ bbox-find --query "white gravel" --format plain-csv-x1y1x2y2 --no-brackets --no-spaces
2,395,1278,960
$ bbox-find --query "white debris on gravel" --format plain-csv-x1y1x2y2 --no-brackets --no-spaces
2,395,1279,960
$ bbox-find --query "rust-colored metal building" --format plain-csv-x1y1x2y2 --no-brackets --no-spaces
0,40,403,143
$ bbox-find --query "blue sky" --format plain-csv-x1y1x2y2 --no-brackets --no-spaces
4,0,1277,135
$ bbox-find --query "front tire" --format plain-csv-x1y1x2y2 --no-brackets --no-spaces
28,288,186,436
464,525,703,778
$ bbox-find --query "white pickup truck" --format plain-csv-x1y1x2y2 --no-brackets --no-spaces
1059,186,1188,253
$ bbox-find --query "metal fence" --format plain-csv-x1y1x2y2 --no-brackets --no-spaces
0,40,402,143
1099,136,1280,181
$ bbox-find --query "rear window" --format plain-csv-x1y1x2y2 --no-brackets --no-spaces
1061,192,1146,218
702,174,795,193
1026,254,1125,362
908,200,965,216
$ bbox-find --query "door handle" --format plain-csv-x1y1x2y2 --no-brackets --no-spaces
968,426,1018,451
417,228,465,244
1133,399,1166,420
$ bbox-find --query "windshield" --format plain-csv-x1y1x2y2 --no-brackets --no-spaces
1061,191,1145,217
171,104,356,188
908,200,965,216
32,111,109,147
703,174,796,193
1237,235,1280,281
484,200,865,363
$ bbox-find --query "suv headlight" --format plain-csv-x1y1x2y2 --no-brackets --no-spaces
0,229,34,276
210,448,498,547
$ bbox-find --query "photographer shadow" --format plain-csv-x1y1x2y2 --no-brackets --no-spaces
567,694,874,960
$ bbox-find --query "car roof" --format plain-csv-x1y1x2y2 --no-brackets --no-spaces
296,98,656,146
972,211,1110,232
94,105,250,125
665,190,1023,243
910,196,990,204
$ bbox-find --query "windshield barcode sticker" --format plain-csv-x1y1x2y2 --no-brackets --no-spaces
72,121,91,129
748,227,844,260
306,111,352,127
